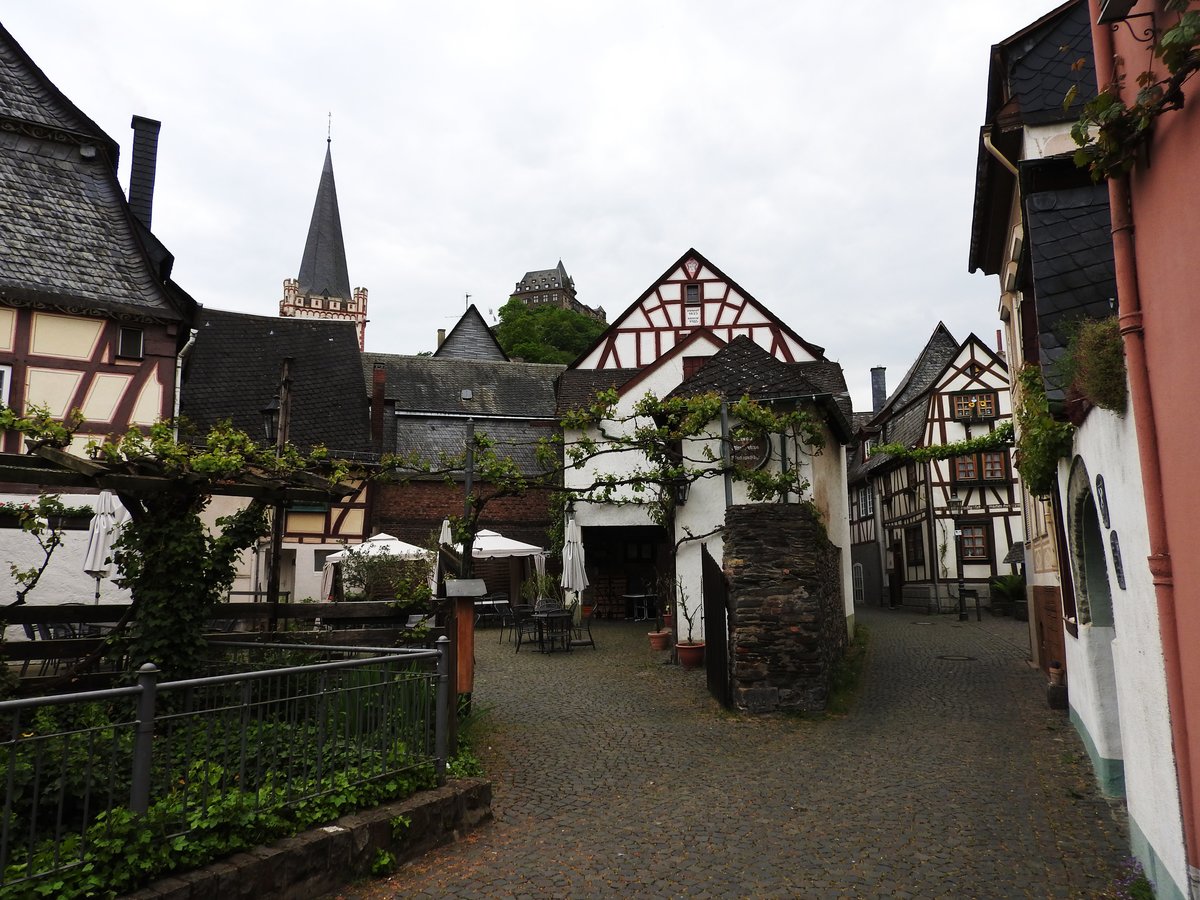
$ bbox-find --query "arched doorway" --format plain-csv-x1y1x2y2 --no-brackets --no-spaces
1065,456,1124,796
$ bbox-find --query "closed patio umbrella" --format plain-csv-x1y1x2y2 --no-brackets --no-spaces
560,518,589,610
82,491,119,604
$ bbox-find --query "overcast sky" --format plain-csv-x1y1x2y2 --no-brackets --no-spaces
4,2,1062,410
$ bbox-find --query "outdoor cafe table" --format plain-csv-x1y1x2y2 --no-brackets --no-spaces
532,608,573,653
621,593,657,621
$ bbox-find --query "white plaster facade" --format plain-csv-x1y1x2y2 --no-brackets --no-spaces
1058,402,1185,890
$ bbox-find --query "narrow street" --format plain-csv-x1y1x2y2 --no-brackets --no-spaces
336,607,1128,898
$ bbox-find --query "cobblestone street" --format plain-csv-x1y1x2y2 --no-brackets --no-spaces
334,606,1128,898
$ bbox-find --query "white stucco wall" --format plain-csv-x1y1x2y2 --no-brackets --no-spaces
1060,404,1186,887
0,492,133,641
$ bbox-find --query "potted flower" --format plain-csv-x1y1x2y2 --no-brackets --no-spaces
674,584,704,669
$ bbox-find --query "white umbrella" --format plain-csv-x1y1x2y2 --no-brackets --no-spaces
82,491,119,604
561,518,589,598
318,561,336,602
460,529,544,559
325,533,430,563
438,518,453,547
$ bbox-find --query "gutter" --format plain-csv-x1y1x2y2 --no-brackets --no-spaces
1089,0,1196,883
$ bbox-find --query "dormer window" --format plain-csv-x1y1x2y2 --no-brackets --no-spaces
117,327,144,360
951,391,996,420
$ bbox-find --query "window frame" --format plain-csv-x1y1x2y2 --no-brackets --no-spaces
950,391,998,421
117,327,144,361
959,522,989,561
904,525,925,566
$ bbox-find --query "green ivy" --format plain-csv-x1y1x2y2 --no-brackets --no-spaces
1014,365,1075,497
1062,316,1127,412
872,420,1014,463
1071,1,1200,180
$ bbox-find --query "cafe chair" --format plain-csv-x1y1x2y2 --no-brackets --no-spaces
569,605,597,651
513,605,539,653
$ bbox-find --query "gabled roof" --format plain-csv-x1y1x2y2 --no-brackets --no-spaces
668,336,852,443
297,142,352,299
555,367,640,416
434,305,507,361
363,354,563,417
181,309,373,456
968,0,1093,275
0,23,189,322
0,23,115,158
572,248,827,367
870,323,959,423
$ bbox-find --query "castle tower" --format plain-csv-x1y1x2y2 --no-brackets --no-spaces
280,140,368,349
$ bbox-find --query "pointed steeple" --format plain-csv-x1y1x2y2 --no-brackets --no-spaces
297,141,352,299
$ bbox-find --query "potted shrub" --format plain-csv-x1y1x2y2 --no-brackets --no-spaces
989,573,1027,620
674,584,704,669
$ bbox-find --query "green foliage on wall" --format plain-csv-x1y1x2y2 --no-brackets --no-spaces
1014,365,1075,497
493,297,606,363
1062,316,1127,413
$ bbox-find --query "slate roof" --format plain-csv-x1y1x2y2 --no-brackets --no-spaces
392,415,558,477
514,260,573,295
434,305,507,361
668,337,852,442
1025,182,1117,401
873,324,959,420
0,24,112,144
363,354,563,417
1004,0,1093,127
0,25,188,321
297,143,352,299
555,368,640,416
969,0,1093,275
181,309,373,456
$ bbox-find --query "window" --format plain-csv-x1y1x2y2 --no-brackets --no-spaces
960,524,988,560
314,549,338,572
982,451,1007,480
951,391,997,420
0,365,9,407
685,284,700,304
954,455,978,481
905,526,925,566
954,451,1007,484
682,356,707,380
858,485,874,518
117,327,144,360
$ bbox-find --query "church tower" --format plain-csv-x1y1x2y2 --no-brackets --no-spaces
280,140,368,349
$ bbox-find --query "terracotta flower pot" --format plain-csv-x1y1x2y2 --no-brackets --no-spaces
648,630,671,651
676,641,705,669
661,612,674,629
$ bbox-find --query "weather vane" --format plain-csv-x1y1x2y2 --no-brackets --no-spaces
327,111,331,144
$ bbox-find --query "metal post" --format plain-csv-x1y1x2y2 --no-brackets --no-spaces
462,419,475,579
955,527,968,622
130,663,159,814
267,358,293,631
720,400,733,507
434,635,450,783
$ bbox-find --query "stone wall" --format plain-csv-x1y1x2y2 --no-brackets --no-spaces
724,504,847,713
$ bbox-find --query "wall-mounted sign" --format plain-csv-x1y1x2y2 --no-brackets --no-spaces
730,434,771,470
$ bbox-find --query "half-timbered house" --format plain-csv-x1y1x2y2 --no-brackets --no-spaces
0,23,196,607
851,324,1022,612
561,250,853,637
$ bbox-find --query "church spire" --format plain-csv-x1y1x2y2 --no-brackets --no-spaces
296,142,351,299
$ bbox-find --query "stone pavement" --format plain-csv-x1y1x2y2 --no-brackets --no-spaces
332,606,1128,899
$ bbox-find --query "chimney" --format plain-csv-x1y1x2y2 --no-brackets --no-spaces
870,366,887,414
371,363,386,451
128,116,161,230
437,328,446,347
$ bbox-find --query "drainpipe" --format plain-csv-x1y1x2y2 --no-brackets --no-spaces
172,329,198,441
1089,0,1195,880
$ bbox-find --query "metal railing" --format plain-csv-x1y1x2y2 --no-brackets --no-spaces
0,637,449,893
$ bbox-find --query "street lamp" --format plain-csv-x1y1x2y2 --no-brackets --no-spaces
947,495,968,621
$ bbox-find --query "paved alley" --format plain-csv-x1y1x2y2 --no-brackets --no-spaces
335,606,1128,898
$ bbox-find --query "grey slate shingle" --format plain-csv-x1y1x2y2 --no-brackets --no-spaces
181,309,373,456
296,144,352,300
433,305,507,361
363,354,564,417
